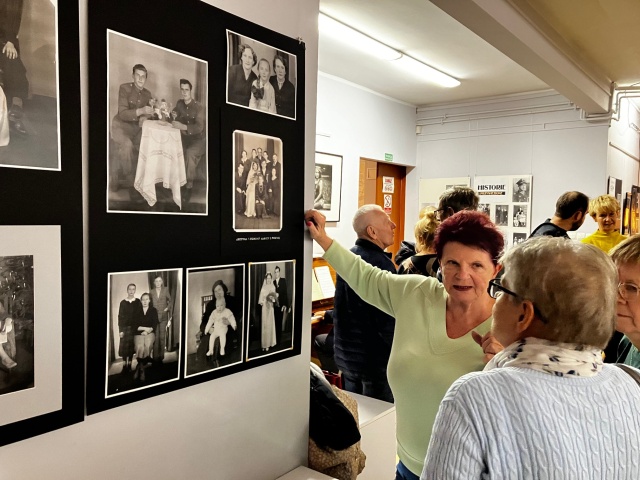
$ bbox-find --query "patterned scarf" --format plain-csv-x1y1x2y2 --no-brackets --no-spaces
484,337,603,377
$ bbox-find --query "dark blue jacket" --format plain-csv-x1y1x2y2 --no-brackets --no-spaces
333,239,396,375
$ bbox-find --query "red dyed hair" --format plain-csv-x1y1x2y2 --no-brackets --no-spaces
434,210,504,264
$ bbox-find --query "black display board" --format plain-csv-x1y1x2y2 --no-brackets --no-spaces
0,3,84,445
87,0,305,413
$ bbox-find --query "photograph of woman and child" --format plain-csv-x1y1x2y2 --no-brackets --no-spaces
226,31,296,120
233,130,283,232
185,265,244,377
247,260,294,360
106,269,182,397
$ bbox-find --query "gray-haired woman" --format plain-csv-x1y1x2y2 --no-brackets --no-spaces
423,237,640,479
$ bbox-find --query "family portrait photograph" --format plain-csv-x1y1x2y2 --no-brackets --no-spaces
246,260,294,360
107,30,208,215
226,30,297,120
185,264,245,377
0,0,60,170
105,268,182,397
233,130,283,232
513,205,528,228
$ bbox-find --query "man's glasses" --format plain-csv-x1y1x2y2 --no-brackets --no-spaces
618,282,640,301
488,278,548,323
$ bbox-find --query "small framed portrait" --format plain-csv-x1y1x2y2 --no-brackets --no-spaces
107,30,208,215
314,152,343,222
233,130,283,232
105,268,182,398
512,205,528,228
226,30,297,120
185,264,245,377
513,232,527,245
512,177,531,203
494,204,509,227
478,203,491,217
246,260,295,360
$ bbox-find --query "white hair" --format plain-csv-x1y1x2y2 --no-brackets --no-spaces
352,204,383,237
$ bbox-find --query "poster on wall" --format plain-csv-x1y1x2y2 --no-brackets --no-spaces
418,177,470,210
88,0,305,413
475,175,532,248
0,0,60,171
106,30,209,215
185,264,245,378
314,152,342,222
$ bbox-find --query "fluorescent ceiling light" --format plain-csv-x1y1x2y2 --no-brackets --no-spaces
319,13,460,88
319,13,400,61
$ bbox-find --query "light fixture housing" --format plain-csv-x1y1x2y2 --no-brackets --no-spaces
319,13,460,88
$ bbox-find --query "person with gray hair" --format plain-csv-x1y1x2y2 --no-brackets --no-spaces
529,191,589,238
423,237,640,479
610,234,640,368
333,204,397,403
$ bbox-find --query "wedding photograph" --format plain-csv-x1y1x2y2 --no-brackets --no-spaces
107,30,208,215
233,130,283,232
226,30,297,120
0,0,60,170
185,264,245,377
105,268,182,397
246,260,295,361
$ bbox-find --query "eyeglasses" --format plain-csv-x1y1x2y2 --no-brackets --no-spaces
487,278,548,323
618,282,640,301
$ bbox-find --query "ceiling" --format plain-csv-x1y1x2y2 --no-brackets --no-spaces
318,0,640,110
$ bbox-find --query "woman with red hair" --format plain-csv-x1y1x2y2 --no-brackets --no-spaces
305,209,504,480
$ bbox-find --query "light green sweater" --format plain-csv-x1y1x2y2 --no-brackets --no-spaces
324,241,491,476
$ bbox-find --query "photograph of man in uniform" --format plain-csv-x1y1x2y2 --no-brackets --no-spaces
0,0,60,170
512,178,530,203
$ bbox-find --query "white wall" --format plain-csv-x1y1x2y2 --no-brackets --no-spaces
0,1,319,479
315,73,417,252
408,90,617,240
607,96,640,207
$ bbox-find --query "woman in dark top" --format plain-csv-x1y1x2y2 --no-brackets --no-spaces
397,207,440,278
228,44,258,106
132,292,158,382
269,52,295,118
118,283,142,373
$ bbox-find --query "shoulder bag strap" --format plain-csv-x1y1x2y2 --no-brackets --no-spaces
616,363,640,387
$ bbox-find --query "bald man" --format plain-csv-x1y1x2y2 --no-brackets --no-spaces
333,204,397,402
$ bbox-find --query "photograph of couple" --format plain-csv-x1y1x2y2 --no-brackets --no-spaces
184,264,245,377
233,130,283,232
107,30,208,214
106,269,182,397
226,30,296,120
246,260,294,360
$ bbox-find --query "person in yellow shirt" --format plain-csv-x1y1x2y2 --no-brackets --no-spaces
581,194,626,252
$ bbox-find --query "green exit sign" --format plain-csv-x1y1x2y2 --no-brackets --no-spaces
384,153,393,162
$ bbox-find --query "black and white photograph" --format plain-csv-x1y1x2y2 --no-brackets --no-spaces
233,130,283,232
495,204,509,227
0,255,33,396
512,177,530,203
185,264,244,377
478,203,490,217
246,260,294,360
513,232,527,245
314,152,343,222
226,30,297,120
0,226,62,428
107,30,208,215
106,268,182,397
512,205,528,227
0,0,60,170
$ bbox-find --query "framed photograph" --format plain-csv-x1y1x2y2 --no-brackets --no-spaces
106,30,208,215
314,152,343,222
494,204,509,227
0,227,64,432
512,205,528,228
512,232,527,245
0,0,60,171
233,130,283,232
512,177,531,203
226,30,297,120
246,260,295,361
185,264,245,377
105,269,182,398
622,192,632,235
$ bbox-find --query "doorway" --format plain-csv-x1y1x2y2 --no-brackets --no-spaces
358,158,406,264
